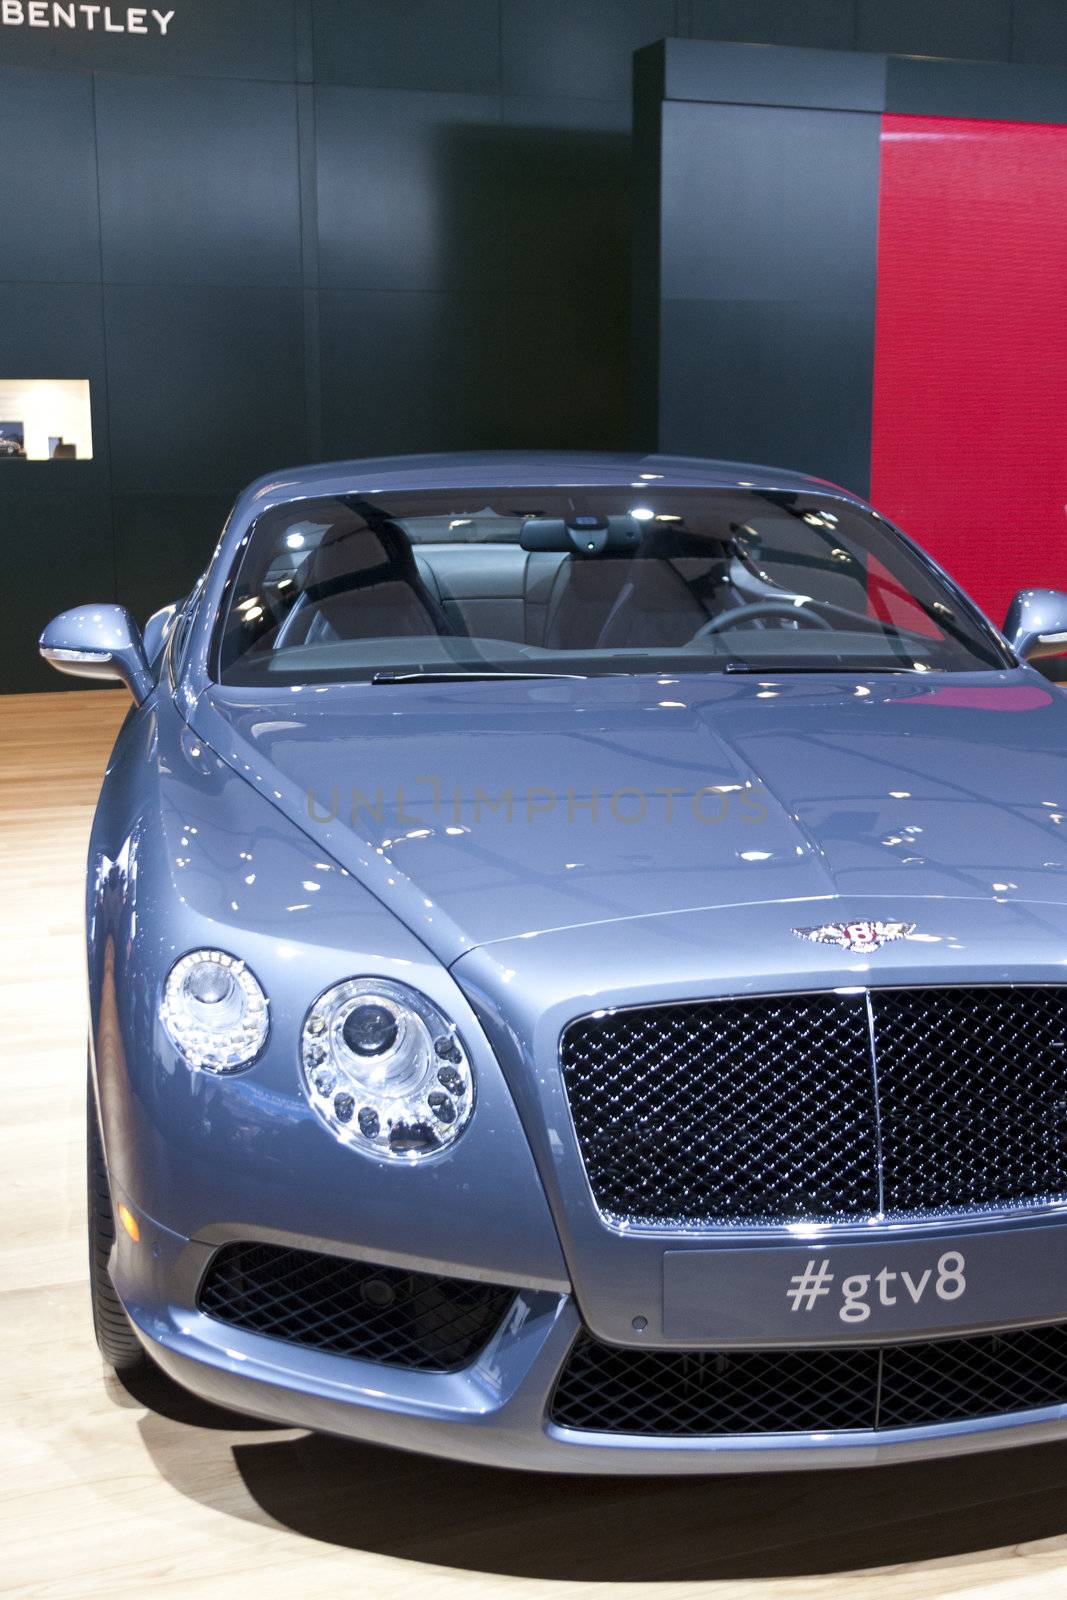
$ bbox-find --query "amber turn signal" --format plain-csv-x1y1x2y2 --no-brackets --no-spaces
117,1203,140,1244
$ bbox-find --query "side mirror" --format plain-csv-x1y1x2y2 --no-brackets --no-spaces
1004,589,1067,664
39,604,154,705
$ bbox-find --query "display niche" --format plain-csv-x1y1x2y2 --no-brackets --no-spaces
0,379,92,461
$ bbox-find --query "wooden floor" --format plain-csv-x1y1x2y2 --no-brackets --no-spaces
7,688,1067,1598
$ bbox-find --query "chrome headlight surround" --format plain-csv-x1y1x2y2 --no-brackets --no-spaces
161,948,269,1073
301,977,474,1159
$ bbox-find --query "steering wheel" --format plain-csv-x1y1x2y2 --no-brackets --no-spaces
690,599,834,642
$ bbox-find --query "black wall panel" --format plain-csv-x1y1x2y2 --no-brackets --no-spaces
499,1,677,100
312,0,501,93
1013,0,1067,71
95,76,303,286
652,98,880,492
689,1,855,50
505,288,629,449
885,52,1067,121
319,288,507,458
0,69,100,282
499,94,633,450
104,285,307,494
660,36,886,109
0,490,114,693
315,87,504,291
0,0,1060,690
499,96,632,296
855,0,1012,62
111,493,234,626
660,102,880,304
658,296,875,489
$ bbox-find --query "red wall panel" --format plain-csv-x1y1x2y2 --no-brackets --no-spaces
870,114,1067,628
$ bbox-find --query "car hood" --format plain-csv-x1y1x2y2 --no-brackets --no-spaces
191,669,1067,965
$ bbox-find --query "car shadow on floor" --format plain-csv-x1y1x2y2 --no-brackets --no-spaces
117,1359,279,1430
122,1364,1067,1582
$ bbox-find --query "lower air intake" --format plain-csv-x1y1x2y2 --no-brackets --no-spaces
198,1241,515,1372
551,1323,1067,1434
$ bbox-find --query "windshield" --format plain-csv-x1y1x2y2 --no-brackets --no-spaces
215,486,1010,685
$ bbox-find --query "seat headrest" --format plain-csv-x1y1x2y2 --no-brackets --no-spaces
305,518,422,603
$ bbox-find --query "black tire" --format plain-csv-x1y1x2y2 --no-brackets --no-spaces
87,1074,148,1374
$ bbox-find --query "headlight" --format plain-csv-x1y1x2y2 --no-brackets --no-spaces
301,978,474,1158
161,949,269,1072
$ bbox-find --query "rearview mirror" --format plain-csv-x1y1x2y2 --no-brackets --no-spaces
520,515,641,554
39,604,154,705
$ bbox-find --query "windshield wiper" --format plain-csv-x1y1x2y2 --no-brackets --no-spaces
722,661,925,675
370,669,588,685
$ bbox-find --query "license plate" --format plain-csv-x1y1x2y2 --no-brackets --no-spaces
663,1223,1067,1344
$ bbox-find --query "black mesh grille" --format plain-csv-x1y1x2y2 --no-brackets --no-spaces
878,1322,1067,1426
198,1243,515,1372
551,1323,1067,1435
874,987,1067,1214
560,993,879,1226
551,1336,879,1434
560,986,1067,1225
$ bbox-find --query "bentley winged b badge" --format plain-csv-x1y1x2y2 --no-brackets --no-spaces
791,919,916,953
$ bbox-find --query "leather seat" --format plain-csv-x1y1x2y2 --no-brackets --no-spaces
541,552,715,650
278,515,455,646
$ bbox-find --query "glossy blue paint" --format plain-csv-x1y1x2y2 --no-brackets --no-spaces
88,690,567,1289
196,668,1067,962
1004,587,1067,662
51,452,1067,1471
40,601,154,701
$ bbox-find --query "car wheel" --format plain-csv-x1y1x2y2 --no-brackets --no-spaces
87,1073,147,1374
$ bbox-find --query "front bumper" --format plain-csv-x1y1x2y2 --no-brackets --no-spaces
112,1202,1067,1475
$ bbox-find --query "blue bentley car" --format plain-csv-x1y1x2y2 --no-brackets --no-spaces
41,451,1067,1472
